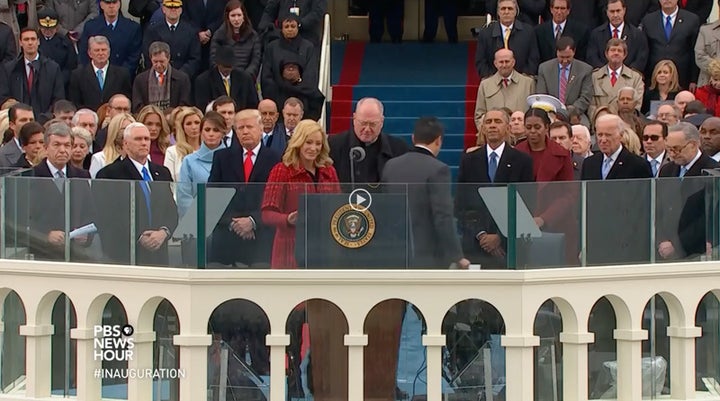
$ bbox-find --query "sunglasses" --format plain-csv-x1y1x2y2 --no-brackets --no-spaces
642,134,661,141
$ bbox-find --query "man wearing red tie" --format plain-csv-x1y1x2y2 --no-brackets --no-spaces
589,38,644,118
586,0,648,72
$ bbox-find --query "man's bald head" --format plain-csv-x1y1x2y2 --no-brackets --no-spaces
674,90,695,116
494,48,516,78
700,117,720,156
258,99,279,132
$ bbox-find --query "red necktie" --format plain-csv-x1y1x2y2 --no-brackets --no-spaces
559,66,568,103
244,150,253,182
613,28,619,39
502,78,509,87
681,0,688,7
26,63,33,92
610,71,617,87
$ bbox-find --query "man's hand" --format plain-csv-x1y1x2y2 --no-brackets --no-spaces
231,217,254,237
198,30,211,44
74,234,89,245
658,241,675,259
67,31,79,42
139,230,168,251
478,233,502,253
457,258,471,269
287,211,298,226
533,216,545,228
48,230,65,246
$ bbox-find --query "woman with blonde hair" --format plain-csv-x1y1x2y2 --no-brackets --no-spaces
695,59,720,116
89,113,135,178
136,105,171,165
642,60,681,114
621,126,642,155
164,107,203,183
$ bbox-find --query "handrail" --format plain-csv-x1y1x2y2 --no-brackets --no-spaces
318,13,331,130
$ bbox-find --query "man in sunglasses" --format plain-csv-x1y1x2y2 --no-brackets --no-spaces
642,120,670,178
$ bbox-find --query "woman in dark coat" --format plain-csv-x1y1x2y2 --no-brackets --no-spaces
209,0,262,79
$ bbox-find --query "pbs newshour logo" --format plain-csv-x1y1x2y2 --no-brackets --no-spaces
94,324,135,361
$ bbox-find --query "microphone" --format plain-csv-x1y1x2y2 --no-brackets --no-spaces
350,146,366,162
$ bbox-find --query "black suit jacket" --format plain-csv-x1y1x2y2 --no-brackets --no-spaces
328,130,409,187
626,0,655,26
207,144,281,266
0,22,16,63
586,22,648,72
455,145,534,268
476,20,540,78
29,161,94,261
485,0,549,26
657,152,719,258
132,67,192,113
680,0,714,24
569,0,607,28
94,157,178,266
641,9,701,88
580,146,653,180
182,0,225,33
264,123,288,154
194,67,259,111
535,19,590,62
4,56,65,115
69,64,132,111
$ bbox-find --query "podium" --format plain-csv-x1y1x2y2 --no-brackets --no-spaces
295,193,409,268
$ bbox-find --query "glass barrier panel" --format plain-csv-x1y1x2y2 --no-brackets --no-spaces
534,300,563,401
51,294,77,397
706,174,720,262
641,295,670,399
1,290,26,395
696,292,720,399
3,176,33,260
153,300,180,401
588,297,617,400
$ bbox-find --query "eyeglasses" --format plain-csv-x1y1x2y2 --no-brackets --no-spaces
666,142,692,154
642,134,661,142
355,120,382,129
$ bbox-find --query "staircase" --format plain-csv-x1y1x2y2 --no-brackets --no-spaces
328,42,480,179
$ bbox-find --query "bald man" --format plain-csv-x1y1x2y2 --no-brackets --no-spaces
257,99,287,153
474,48,535,125
674,90,696,117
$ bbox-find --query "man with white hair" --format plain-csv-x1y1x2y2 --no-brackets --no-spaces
571,124,592,158
95,122,177,266
581,114,652,180
656,103,681,126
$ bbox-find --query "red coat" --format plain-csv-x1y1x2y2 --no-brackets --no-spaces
261,163,341,269
695,85,720,117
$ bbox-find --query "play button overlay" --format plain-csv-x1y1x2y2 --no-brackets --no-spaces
348,188,372,212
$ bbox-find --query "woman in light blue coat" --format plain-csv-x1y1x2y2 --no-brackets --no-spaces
177,111,227,217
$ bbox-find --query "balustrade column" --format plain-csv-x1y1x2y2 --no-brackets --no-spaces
668,326,702,400
71,327,102,401
502,335,540,401
266,334,290,401
422,334,446,401
127,331,156,401
560,331,594,401
614,329,647,401
173,334,211,401
344,334,367,401
19,324,53,398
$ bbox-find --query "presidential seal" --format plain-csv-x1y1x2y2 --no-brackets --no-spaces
330,204,376,249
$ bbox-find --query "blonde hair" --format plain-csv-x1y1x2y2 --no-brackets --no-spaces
0,109,9,139
649,60,681,92
282,120,333,168
103,113,135,165
136,105,171,153
174,107,203,159
708,59,720,81
621,126,642,155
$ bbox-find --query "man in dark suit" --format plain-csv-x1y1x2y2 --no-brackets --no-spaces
258,99,287,153
455,109,534,268
328,97,409,188
132,41,191,113
0,103,34,168
181,0,224,69
128,0,160,28
587,0,648,72
79,0,142,77
142,0,201,78
0,21,16,63
476,0,539,78
28,122,94,261
37,9,76,91
382,117,470,269
194,45,258,112
642,120,671,177
95,122,178,266
535,0,589,62
657,122,719,260
641,0,701,90
4,28,65,116
69,35,132,111
678,0,714,24
207,109,281,267
536,37,593,118
581,114,652,265
626,0,655,26
568,0,606,28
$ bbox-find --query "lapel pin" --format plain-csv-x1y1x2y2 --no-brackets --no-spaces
507,164,511,167
618,161,624,166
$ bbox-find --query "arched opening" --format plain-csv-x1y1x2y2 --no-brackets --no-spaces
50,294,77,396
1,290,26,394
641,295,671,399
441,299,506,401
153,299,180,401
101,296,129,399
534,299,563,401
207,299,270,401
588,297,617,399
285,299,347,401
696,292,720,397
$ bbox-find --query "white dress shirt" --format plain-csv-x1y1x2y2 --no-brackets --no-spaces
603,145,623,171
243,142,261,164
662,7,679,28
486,142,506,163
130,157,153,180
46,160,67,178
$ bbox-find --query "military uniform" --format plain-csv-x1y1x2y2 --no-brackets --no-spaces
37,9,77,90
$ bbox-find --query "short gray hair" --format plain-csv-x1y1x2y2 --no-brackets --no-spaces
45,121,72,143
71,127,93,147
148,41,171,58
658,102,681,118
355,97,384,116
123,122,149,140
571,124,591,141
596,113,625,134
109,94,131,108
669,122,701,142
72,108,98,126
618,86,636,98
497,0,519,13
88,35,110,50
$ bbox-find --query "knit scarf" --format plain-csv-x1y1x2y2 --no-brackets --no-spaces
148,68,171,111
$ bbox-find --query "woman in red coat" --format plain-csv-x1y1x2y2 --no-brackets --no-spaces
261,119,341,269
695,59,720,117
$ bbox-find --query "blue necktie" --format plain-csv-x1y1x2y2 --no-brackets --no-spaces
96,69,104,90
141,166,152,225
651,159,659,177
602,157,613,180
679,165,688,178
488,152,498,182
664,16,672,41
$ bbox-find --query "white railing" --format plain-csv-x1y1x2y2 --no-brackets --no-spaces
0,260,719,401
318,13,331,130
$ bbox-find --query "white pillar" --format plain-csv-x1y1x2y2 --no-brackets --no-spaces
560,332,594,401
614,329,647,401
71,327,102,401
266,334,290,401
173,334,211,401
422,334,446,401
20,324,54,398
127,331,156,401
344,334,367,401
668,326,702,400
502,335,540,401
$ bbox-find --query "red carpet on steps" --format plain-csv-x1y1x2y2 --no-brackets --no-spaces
329,42,365,134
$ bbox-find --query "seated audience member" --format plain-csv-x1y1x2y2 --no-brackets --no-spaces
571,124,593,159
656,103,681,126
695,59,720,117
14,121,45,168
258,0,326,45
164,107,202,183
210,0,261,79
674,90,695,115
95,95,132,151
642,120,670,178
29,122,94,262
176,111,227,217
642,60,681,115
89,113,135,178
37,8,77,90
682,100,713,127
474,48,535,123
208,109,282,267
259,99,287,153
700,117,720,162
269,58,324,121
70,127,92,171
94,123,178,266
615,87,648,135
52,100,76,127
72,109,99,169
589,38,644,119
136,105,171,166
281,97,304,138
132,41,192,113
0,103,35,168
261,14,318,99
142,0,201,79
195,45,258,112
